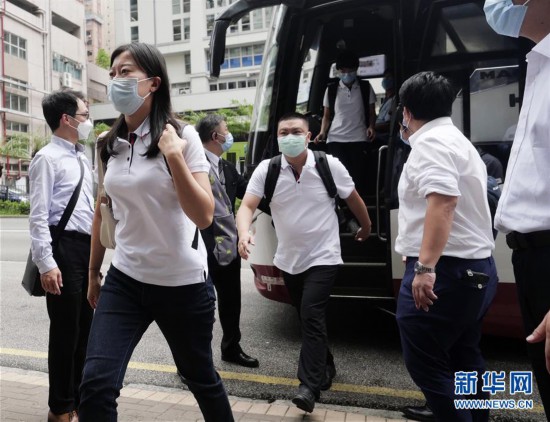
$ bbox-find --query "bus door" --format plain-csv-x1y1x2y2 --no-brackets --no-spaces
211,0,407,303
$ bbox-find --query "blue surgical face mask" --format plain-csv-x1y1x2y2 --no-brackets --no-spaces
218,132,234,152
340,71,357,85
108,77,153,115
278,134,307,158
484,0,531,38
382,77,394,91
400,116,411,146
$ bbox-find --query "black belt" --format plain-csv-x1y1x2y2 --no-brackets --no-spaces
506,230,550,250
49,226,91,242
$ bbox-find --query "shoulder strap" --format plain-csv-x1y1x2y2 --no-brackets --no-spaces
359,80,371,126
327,82,338,120
264,154,282,207
313,150,337,198
53,157,85,244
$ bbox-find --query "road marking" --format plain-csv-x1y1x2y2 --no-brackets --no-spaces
0,347,544,414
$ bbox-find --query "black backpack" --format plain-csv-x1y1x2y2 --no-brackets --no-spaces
327,79,372,127
257,150,345,225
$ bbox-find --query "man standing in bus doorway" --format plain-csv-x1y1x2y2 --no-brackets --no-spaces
314,49,377,199
196,114,259,368
236,113,372,413
484,0,550,417
395,72,498,422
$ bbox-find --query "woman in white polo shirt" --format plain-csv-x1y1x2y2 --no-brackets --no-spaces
395,72,498,422
79,43,233,422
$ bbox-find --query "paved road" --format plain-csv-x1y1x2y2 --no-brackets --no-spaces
0,217,544,421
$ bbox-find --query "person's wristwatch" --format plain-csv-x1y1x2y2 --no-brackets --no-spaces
414,261,435,275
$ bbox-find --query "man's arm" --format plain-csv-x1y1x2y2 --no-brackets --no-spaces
414,192,457,311
343,190,371,241
236,193,262,259
29,154,64,295
314,107,331,143
367,103,376,141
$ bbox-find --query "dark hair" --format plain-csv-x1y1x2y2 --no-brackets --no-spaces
336,50,359,70
399,71,455,121
60,88,87,103
278,112,309,129
100,43,180,163
42,90,79,132
196,114,225,143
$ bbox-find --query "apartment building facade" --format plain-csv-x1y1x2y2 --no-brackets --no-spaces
0,0,90,189
90,0,273,122
1,0,272,188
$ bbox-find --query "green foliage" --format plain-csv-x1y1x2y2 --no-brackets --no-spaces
0,133,49,158
94,122,111,138
96,48,111,70
0,200,30,215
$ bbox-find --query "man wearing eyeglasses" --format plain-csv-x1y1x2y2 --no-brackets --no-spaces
29,90,95,422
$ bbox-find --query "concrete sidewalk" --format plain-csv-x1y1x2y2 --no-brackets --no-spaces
0,366,410,421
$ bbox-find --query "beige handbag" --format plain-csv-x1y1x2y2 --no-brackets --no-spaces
97,144,117,249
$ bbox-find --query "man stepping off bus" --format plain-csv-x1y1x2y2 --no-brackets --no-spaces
236,112,372,413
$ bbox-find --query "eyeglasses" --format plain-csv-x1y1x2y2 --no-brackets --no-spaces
74,112,90,119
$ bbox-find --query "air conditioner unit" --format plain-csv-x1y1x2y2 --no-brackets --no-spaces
61,72,73,88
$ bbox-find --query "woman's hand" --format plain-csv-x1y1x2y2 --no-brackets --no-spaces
159,123,187,158
87,270,103,309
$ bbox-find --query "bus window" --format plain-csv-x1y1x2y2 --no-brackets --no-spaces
248,6,286,163
296,49,318,115
469,65,519,144
431,3,512,56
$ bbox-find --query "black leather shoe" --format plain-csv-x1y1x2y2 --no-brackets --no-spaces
320,364,336,391
292,384,315,413
221,350,259,368
402,403,435,422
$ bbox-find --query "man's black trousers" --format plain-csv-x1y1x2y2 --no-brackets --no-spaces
47,232,93,414
282,265,337,398
209,256,242,355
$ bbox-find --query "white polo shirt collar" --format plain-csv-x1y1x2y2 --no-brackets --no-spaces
114,117,151,147
338,79,358,90
280,149,315,171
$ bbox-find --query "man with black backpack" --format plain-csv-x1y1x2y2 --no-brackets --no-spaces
236,112,371,413
314,49,376,198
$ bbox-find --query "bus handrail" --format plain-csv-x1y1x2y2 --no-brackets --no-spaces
376,145,388,242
